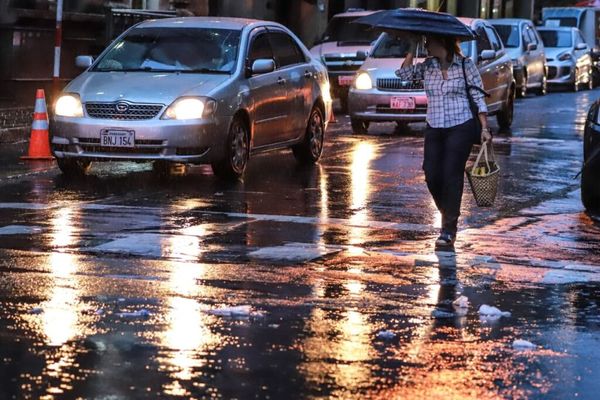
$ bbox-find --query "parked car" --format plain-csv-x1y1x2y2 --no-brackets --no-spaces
582,100,600,212
537,27,593,92
309,9,381,112
51,17,332,180
348,18,515,134
489,18,547,97
542,7,600,84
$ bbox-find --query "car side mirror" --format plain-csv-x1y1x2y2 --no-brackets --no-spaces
251,59,276,75
356,50,368,61
576,43,587,50
527,43,538,52
480,49,496,61
75,55,93,69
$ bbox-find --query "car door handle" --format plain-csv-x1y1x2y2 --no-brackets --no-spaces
277,77,286,85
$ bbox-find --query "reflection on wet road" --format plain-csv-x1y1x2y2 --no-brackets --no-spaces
0,90,599,399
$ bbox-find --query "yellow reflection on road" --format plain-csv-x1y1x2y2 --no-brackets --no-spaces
349,141,377,256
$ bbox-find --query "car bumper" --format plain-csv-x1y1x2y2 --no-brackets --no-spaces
348,88,428,122
547,61,575,85
50,115,231,164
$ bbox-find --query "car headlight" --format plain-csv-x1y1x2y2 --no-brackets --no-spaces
558,52,573,62
163,97,216,120
55,94,83,117
355,72,372,90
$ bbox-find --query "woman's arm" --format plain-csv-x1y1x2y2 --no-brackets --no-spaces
466,59,492,142
395,39,425,81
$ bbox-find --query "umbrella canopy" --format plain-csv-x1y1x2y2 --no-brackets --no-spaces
353,8,476,41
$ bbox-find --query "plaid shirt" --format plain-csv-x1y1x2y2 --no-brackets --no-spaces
396,54,488,128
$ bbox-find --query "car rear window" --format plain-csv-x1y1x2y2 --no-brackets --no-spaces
320,16,381,45
94,27,241,73
539,30,572,48
493,24,520,48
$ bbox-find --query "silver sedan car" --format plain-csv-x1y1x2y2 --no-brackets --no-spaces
51,17,332,180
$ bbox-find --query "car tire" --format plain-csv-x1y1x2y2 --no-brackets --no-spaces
518,72,527,98
496,88,514,130
582,167,600,212
293,106,325,165
536,74,548,96
211,115,249,181
56,158,91,177
351,118,370,135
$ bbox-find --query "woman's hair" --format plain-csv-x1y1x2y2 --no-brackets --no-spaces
430,36,463,62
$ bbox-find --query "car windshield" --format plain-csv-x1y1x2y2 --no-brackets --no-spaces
539,30,572,48
93,27,241,73
493,24,520,48
371,34,426,58
320,16,381,45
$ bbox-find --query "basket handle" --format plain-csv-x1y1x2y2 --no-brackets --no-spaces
472,141,491,173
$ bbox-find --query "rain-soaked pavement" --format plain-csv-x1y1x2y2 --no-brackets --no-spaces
1,89,600,400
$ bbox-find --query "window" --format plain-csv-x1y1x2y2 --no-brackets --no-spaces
494,24,520,48
485,27,502,51
93,27,241,73
268,31,306,67
526,26,539,45
248,31,273,66
476,26,492,54
372,33,427,58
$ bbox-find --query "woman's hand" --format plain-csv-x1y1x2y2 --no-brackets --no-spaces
481,127,492,143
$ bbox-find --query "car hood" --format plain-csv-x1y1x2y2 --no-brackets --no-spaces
310,41,373,58
66,71,231,104
545,47,572,60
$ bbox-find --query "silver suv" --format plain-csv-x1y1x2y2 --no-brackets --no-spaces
309,9,380,112
51,17,332,180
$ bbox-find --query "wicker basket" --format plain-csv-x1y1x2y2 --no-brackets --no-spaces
466,141,500,207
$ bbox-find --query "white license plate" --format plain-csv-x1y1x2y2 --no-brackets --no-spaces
390,97,416,110
100,130,135,148
338,76,354,86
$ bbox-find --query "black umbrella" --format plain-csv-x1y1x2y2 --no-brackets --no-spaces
353,8,475,41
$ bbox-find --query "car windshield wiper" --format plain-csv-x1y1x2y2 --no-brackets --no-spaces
177,68,231,74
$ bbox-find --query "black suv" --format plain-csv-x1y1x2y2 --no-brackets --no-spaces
582,101,600,211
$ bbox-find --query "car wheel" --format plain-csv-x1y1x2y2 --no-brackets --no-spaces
496,88,514,130
293,106,325,164
518,72,527,98
351,118,370,135
537,74,548,96
211,115,249,181
56,158,91,177
582,167,600,212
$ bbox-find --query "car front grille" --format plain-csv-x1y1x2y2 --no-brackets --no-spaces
377,78,424,91
77,138,165,155
548,66,558,79
85,102,164,120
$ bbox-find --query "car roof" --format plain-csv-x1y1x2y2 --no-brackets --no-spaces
332,10,380,18
136,16,267,30
537,26,576,32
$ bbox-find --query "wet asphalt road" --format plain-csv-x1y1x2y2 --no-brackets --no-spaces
1,89,600,400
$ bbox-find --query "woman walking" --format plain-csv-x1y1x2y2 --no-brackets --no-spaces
396,35,492,247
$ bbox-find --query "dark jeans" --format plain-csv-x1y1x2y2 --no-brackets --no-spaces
423,119,476,235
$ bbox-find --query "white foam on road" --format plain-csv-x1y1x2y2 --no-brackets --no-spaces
0,225,42,235
249,242,342,262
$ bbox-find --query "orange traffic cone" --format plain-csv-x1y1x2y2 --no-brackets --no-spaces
329,106,337,124
21,89,54,160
